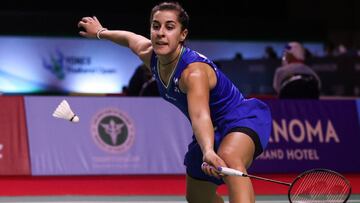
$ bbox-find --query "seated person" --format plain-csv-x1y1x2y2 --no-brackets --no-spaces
127,64,159,96
139,77,159,96
273,41,321,99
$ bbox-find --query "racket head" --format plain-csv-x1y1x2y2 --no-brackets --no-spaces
288,168,351,203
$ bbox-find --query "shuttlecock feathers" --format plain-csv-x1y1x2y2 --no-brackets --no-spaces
52,100,79,122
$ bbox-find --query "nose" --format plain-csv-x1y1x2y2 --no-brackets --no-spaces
157,26,165,37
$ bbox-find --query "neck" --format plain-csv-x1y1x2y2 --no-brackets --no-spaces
159,46,182,66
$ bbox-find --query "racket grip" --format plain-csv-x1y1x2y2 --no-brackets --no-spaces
218,167,245,176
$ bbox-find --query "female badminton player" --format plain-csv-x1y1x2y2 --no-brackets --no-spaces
78,2,272,202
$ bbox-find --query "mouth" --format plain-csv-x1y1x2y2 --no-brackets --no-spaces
156,41,168,46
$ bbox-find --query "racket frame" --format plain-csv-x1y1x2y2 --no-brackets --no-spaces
288,168,352,203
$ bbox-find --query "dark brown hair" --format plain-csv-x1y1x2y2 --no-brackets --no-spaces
150,1,189,31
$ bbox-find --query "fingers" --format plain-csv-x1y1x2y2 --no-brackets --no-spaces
78,31,87,38
77,17,90,29
93,16,99,23
201,162,222,179
79,16,98,26
81,17,93,23
77,16,102,38
77,21,84,28
201,150,228,179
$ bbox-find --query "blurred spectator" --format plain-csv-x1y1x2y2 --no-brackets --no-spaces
264,46,278,59
122,86,129,95
323,40,336,57
304,48,313,60
139,77,159,96
337,43,348,55
273,41,321,99
356,43,360,57
127,63,159,96
337,43,358,57
233,52,243,60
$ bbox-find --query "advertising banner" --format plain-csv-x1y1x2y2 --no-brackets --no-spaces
0,96,31,175
25,96,360,175
25,96,193,175
251,99,360,173
0,36,142,94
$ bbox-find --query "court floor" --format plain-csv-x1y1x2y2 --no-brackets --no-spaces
0,195,359,203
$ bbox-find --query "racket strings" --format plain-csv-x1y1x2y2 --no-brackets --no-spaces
292,172,323,202
290,170,351,203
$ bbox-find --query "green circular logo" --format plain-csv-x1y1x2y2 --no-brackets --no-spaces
91,108,135,153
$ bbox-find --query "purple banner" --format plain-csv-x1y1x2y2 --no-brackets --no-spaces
25,96,192,175
250,99,360,173
24,96,360,175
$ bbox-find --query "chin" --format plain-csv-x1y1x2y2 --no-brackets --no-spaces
154,47,169,56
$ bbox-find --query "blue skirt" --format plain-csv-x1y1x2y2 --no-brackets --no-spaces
184,98,272,185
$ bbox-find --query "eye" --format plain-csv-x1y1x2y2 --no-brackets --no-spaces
166,25,175,30
152,23,160,30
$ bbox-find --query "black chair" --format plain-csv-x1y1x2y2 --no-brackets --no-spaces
279,74,320,99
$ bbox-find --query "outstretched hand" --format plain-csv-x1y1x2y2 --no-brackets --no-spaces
77,16,104,38
201,150,227,179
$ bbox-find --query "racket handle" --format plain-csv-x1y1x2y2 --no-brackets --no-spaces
218,167,245,177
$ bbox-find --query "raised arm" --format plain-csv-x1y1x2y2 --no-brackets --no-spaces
77,16,153,67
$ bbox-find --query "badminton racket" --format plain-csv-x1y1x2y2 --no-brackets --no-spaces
218,167,352,203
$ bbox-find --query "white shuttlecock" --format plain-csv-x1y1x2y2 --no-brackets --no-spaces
52,100,79,123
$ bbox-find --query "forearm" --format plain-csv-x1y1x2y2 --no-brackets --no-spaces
78,16,152,65
191,114,215,154
183,63,216,154
99,30,149,53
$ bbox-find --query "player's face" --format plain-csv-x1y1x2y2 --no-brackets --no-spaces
150,10,187,56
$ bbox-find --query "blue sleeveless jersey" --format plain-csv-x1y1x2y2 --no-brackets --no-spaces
150,46,271,150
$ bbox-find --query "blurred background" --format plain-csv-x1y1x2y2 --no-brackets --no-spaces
0,0,359,96
1,0,359,42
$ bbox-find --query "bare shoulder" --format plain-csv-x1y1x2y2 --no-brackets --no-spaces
186,62,216,82
184,62,213,74
182,62,210,79
180,62,216,92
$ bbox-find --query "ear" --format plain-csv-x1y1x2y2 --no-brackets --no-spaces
282,52,290,65
180,29,188,42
